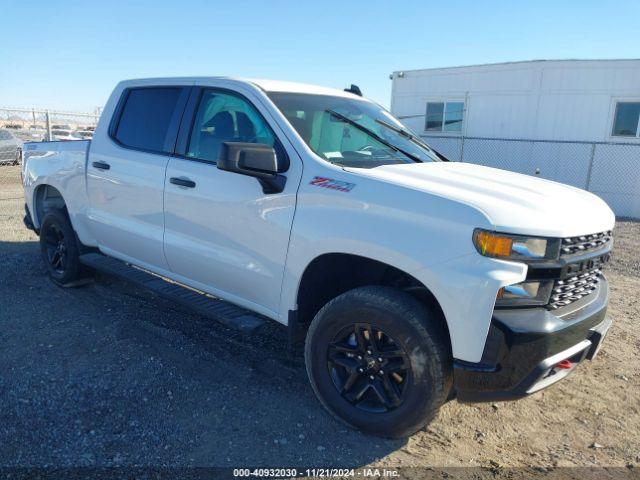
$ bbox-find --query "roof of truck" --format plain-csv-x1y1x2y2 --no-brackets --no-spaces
120,77,359,98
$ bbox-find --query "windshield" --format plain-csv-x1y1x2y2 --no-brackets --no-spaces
267,92,440,168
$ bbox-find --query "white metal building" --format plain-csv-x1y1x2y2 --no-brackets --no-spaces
389,59,640,218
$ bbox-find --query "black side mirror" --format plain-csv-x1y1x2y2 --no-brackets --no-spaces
218,142,287,194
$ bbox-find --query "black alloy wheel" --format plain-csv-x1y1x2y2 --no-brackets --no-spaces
328,323,411,413
42,222,68,275
39,209,89,286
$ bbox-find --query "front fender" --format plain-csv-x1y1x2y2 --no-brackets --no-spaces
280,168,527,363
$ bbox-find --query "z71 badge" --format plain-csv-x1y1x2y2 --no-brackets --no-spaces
309,176,355,192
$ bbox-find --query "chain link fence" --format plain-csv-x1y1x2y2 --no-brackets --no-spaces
424,135,640,219
0,108,101,213
0,106,99,149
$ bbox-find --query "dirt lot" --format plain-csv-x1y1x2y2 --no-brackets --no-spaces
0,164,638,475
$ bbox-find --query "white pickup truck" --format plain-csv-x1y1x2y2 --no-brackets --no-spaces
22,77,615,438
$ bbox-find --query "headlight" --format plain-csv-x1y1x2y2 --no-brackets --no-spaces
495,280,554,307
473,229,560,261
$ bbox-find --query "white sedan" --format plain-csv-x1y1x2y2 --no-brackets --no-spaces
51,129,81,141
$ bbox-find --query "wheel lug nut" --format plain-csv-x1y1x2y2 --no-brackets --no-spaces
358,368,364,373
357,355,362,360
377,357,383,362
369,375,374,380
379,370,384,375
366,350,372,355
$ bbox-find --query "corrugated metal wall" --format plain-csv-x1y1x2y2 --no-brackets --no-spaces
391,59,640,142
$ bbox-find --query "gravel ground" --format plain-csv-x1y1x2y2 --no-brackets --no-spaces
0,164,638,474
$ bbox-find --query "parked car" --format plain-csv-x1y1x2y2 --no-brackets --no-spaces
0,128,22,164
74,130,94,140
21,78,615,438
50,129,80,141
51,124,72,131
27,125,46,140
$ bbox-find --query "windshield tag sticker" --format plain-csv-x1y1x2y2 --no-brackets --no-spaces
310,176,355,192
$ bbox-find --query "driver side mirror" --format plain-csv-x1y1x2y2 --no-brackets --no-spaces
217,142,287,194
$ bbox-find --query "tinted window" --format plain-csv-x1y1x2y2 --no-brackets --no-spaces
0,130,12,140
115,87,182,152
425,102,444,131
425,101,464,133
612,102,640,137
187,90,275,162
443,102,464,132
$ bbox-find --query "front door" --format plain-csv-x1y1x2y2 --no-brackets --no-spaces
163,86,301,317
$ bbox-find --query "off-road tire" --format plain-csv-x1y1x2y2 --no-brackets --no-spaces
305,285,452,438
39,210,91,287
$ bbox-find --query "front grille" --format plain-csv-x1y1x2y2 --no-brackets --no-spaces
548,269,602,310
561,231,612,256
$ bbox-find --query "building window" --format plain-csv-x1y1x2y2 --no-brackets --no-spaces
425,101,464,133
612,102,640,137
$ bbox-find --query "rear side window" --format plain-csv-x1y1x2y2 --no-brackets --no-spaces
114,87,182,153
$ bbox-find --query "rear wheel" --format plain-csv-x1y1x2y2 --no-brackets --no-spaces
305,286,451,438
39,210,90,286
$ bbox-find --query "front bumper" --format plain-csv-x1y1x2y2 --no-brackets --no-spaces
454,277,612,402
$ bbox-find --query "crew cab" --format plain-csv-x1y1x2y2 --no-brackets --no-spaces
21,77,615,438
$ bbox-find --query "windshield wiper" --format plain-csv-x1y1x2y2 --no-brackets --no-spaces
325,109,422,163
375,118,449,162
375,119,429,148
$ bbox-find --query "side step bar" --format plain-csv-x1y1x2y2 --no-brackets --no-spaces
79,253,267,333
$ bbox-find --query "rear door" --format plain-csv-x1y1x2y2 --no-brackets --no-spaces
87,85,190,270
162,84,302,317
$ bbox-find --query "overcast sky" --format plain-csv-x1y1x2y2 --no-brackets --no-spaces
1,0,638,112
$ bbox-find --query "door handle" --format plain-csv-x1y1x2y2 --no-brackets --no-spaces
92,161,110,170
170,177,196,188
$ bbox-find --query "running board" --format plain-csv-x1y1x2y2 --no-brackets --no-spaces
79,253,267,333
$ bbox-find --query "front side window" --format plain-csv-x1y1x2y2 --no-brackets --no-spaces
425,101,464,133
612,102,640,137
268,92,440,168
114,87,182,152
186,90,275,162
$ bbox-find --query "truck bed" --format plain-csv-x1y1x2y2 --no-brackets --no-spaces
23,139,91,237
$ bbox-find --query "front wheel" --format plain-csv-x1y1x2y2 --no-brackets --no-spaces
305,286,452,438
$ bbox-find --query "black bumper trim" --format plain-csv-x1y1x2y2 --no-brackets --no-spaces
454,277,610,402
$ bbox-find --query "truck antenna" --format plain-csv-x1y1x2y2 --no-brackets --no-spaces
344,84,362,97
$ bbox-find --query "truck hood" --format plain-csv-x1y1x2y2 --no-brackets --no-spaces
347,162,615,238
